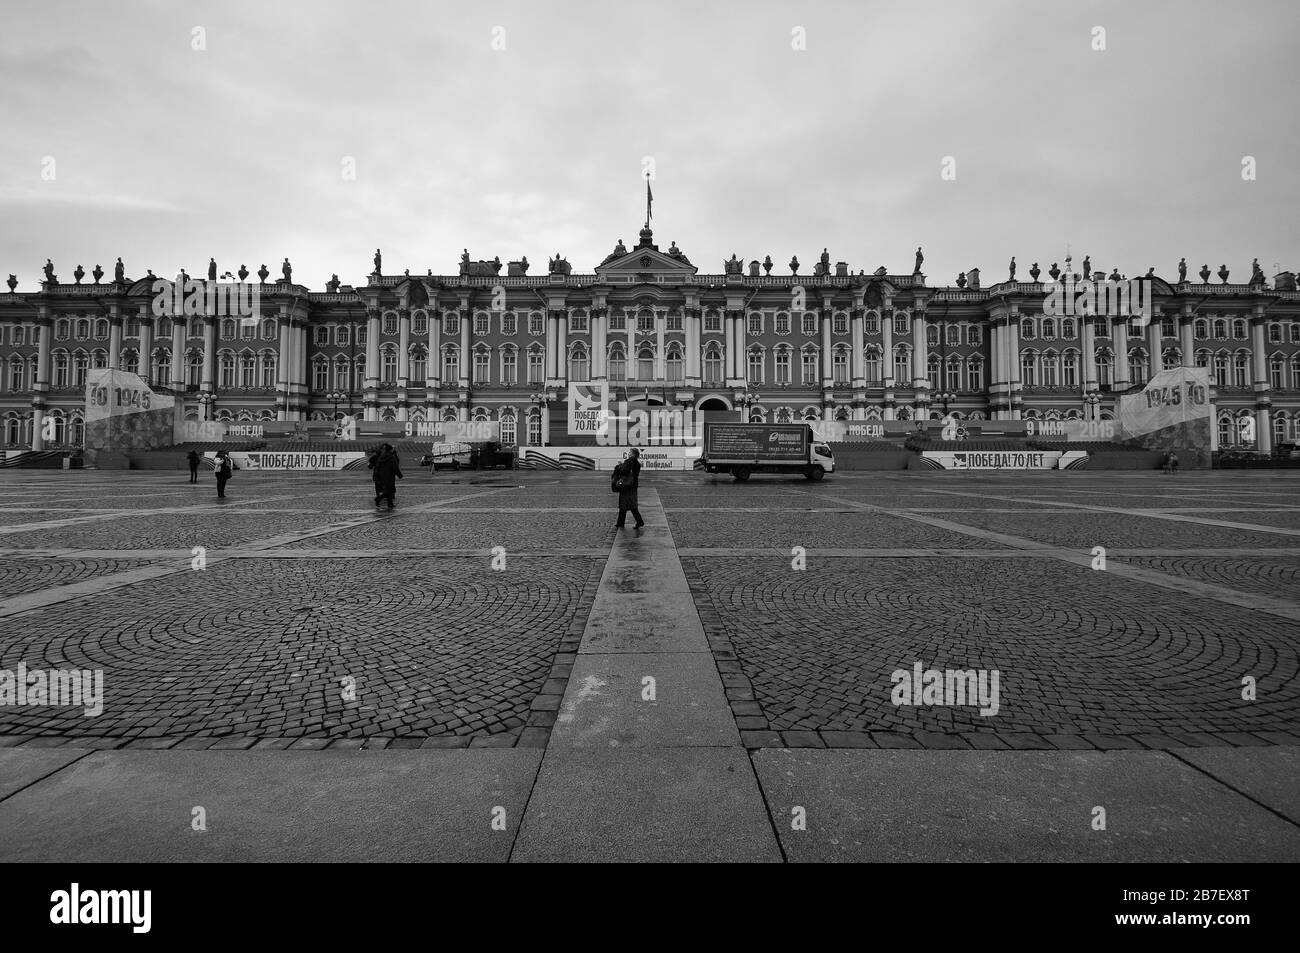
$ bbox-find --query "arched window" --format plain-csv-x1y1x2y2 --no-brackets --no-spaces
1162,347,1181,371
894,345,910,383
926,325,939,347
864,312,879,335
56,318,70,340
1096,348,1113,387
1212,319,1227,339
666,345,683,382
702,345,721,385
1217,414,1233,447
527,346,543,384
832,346,848,384
500,346,517,385
946,356,961,392
968,358,984,392
186,350,201,386
219,351,235,387
864,347,881,384
1061,318,1076,339
91,348,108,370
1129,348,1148,385
1233,351,1249,387
380,345,398,383
222,318,236,340
945,324,960,347
1040,351,1058,386
638,347,654,380
383,312,398,336
261,352,277,388
500,411,517,446
527,408,542,445
1021,318,1036,340
154,349,171,381
1213,352,1229,386
77,319,91,339
799,346,817,384
474,346,491,384
333,357,349,391
927,354,941,390
313,358,328,392
746,346,763,384
569,344,589,381
774,346,791,385
53,350,69,388
72,351,89,386
1195,348,1210,369
1041,318,1055,339
1021,351,1037,386
608,344,626,382
410,345,427,383
1272,411,1287,446
94,319,108,339
314,325,330,345
7,357,24,391
262,318,276,340
1194,318,1208,339
1232,319,1247,339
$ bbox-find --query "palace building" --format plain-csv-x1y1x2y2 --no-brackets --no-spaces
2,225,1299,453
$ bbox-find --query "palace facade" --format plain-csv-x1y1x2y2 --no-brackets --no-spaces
2,225,1299,452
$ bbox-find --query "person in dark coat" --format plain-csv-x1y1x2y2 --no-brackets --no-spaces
215,450,232,499
614,448,644,529
369,443,403,509
186,449,200,483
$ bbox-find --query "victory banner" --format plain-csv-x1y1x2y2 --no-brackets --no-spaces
568,381,611,437
84,369,177,456
1114,367,1213,452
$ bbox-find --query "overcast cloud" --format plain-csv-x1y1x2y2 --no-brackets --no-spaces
1,0,1296,290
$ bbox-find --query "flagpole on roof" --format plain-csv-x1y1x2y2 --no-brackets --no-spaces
645,173,653,228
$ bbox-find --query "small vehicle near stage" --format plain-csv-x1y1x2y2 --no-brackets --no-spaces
700,422,834,481
470,442,517,470
419,442,472,471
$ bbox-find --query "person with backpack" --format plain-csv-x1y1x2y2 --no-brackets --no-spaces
215,450,232,499
612,447,644,529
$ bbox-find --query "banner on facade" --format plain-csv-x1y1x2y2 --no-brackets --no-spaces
518,446,701,471
568,382,611,437
1114,367,1213,452
84,369,177,453
175,419,270,443
208,451,370,471
922,450,1089,470
405,420,500,443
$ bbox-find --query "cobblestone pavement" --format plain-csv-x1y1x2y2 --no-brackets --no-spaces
669,471,1300,750
0,469,1297,754
0,471,597,749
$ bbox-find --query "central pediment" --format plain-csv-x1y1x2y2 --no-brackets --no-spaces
593,227,697,278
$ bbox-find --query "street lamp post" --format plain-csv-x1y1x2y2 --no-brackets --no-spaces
934,390,956,415
326,389,347,419
1083,390,1101,421
196,392,214,422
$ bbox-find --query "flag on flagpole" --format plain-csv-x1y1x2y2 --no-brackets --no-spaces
645,175,653,224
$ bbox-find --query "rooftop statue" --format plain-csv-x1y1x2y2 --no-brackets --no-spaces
763,255,773,275
914,246,924,274
258,264,269,283
724,254,742,275
238,264,249,281
208,258,217,281
1218,264,1229,284
145,268,156,280
282,258,292,282
92,264,103,283
956,271,967,288
326,274,340,292
1199,263,1211,283
1008,257,1016,281
1109,268,1121,281
1029,262,1040,281
6,274,15,292
1082,255,1091,280
1250,258,1265,285
1178,257,1187,282
615,239,627,256
73,264,85,284
1049,262,1060,281
374,248,382,275
789,255,799,275
43,259,55,283
115,257,125,282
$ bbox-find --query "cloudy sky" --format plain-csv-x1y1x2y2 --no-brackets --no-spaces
1,0,1296,291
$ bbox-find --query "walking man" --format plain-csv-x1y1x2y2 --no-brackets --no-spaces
613,447,644,529
370,443,403,510
215,450,232,499
186,449,200,483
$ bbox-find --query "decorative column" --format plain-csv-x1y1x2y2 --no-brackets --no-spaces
1006,313,1021,419
592,307,607,379
626,309,636,382
881,305,895,420
108,307,122,371
170,317,186,391
428,308,440,392
1251,311,1272,453
1147,313,1163,377
850,308,864,386
364,309,380,421
820,309,832,384
1180,308,1195,368
654,310,665,380
138,306,153,384
546,311,558,380
1113,317,1130,391
989,320,1002,418
276,317,292,421
1082,316,1098,393
397,310,411,386
557,308,568,384
200,316,216,393
459,307,470,388
31,313,51,450
686,308,701,385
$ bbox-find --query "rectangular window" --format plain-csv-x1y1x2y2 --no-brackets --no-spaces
529,313,544,335
503,313,517,335
474,350,490,384
802,313,817,334
666,313,682,331
833,350,848,384
337,326,350,346
833,313,848,335
894,315,909,335
475,314,490,336
864,314,878,335
776,313,790,335
969,362,983,391
748,313,763,334
638,313,655,332
383,314,398,335
747,350,763,384
801,352,817,384
443,313,460,335
502,351,517,384
704,313,721,332
946,325,960,347
569,313,588,332
412,312,427,335
443,351,459,381
528,350,544,384
966,325,981,346
775,351,791,384
608,351,626,381
609,312,626,331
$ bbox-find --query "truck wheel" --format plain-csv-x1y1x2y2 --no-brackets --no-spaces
806,465,825,481
733,467,751,482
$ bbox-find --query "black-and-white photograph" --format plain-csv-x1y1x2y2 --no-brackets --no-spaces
0,0,1295,926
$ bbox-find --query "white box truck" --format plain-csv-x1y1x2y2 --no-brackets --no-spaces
700,422,835,481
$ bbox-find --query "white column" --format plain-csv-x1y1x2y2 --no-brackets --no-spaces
1147,316,1163,377
1082,318,1098,391
1180,314,1195,368
592,309,606,379
365,310,379,421
850,309,864,384
687,310,700,382
171,320,186,390
1113,318,1130,390
1006,316,1020,418
820,311,832,384
108,317,122,371
428,311,440,389
459,310,470,387
626,311,636,382
557,309,568,383
1252,318,1272,453
911,312,926,387
398,310,410,385
31,318,51,449
545,313,557,379
655,312,665,380
881,309,895,420
201,318,215,392
138,310,153,384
